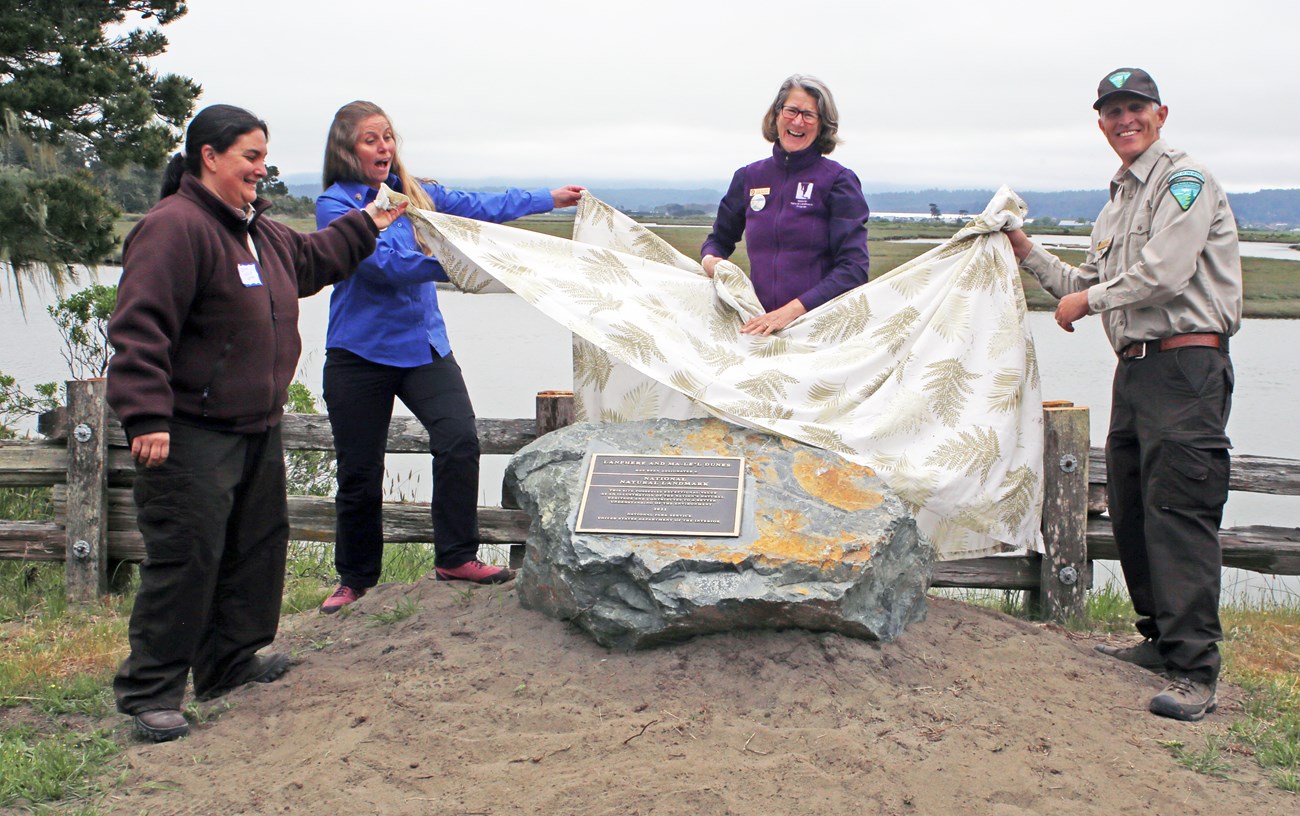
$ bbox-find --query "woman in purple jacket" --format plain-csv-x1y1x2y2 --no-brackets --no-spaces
701,75,870,336
316,101,582,613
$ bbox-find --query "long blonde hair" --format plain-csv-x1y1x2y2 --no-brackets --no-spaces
323,101,437,253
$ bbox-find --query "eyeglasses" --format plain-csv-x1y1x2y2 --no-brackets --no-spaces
778,105,820,124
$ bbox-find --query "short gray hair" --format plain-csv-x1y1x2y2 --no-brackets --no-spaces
761,74,842,155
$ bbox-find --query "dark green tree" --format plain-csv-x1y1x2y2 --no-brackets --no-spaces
257,164,315,217
91,159,164,213
257,164,289,198
0,1,200,296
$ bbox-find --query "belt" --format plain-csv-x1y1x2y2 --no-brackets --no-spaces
1120,333,1226,360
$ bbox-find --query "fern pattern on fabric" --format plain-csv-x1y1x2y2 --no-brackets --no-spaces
394,185,1045,559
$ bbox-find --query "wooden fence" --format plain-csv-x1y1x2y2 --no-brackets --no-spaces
2,380,1298,623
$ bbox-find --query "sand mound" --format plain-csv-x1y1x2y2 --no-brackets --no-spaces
103,578,1294,815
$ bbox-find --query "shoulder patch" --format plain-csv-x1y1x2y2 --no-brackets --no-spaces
1166,169,1205,211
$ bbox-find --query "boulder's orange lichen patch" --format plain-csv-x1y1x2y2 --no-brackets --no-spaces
748,511,871,571
635,538,749,564
683,421,739,456
746,455,778,483
840,542,874,564
791,451,883,512
628,515,873,573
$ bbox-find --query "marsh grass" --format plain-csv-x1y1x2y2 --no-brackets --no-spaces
170,213,1300,316
1023,248,1300,317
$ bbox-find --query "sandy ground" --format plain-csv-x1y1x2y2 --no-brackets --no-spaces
94,578,1295,815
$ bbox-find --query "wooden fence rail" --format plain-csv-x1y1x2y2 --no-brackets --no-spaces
2,383,1297,620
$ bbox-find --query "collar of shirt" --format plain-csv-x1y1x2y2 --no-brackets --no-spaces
771,142,823,172
1118,139,1170,187
330,174,401,208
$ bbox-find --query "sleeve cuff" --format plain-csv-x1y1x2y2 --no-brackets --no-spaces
532,187,555,214
124,416,169,441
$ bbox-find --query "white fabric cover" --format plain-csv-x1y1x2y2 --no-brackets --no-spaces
393,186,1045,560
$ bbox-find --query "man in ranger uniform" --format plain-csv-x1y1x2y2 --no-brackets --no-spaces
1005,68,1242,722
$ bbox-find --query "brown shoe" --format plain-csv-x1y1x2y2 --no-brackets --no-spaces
1149,677,1217,722
1095,638,1165,673
195,652,290,701
134,709,189,742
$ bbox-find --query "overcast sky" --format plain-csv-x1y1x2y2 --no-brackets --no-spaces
146,0,1298,194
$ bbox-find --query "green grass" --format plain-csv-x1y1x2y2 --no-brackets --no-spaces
0,725,119,809
1160,735,1234,777
961,578,1300,789
0,487,52,524
368,596,421,626
0,563,1297,804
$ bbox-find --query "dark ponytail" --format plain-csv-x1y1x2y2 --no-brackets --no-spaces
159,104,269,199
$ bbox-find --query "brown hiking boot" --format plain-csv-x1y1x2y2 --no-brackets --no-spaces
134,709,189,742
1094,638,1165,673
194,652,290,701
1149,677,1217,722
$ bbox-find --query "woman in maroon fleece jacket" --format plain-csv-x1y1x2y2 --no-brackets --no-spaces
105,104,404,743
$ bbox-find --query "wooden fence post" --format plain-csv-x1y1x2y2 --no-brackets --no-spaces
505,390,577,567
535,390,576,438
1030,401,1091,623
64,379,109,605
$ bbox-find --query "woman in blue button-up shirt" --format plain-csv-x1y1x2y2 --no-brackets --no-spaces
315,100,583,612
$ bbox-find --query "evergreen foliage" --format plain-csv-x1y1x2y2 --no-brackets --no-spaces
0,1,200,292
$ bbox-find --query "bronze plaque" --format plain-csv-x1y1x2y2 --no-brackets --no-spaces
575,454,745,536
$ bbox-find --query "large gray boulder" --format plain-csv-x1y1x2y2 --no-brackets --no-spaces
506,418,932,649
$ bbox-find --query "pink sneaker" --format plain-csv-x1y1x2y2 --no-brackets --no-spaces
434,560,514,584
320,585,366,614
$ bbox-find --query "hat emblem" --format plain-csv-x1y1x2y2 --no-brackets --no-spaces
1108,71,1132,89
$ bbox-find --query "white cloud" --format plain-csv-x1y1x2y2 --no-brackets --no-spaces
147,0,1300,192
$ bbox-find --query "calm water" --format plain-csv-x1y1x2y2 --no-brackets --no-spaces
3,266,1297,600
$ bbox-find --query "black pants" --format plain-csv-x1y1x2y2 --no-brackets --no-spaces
115,423,288,714
1106,346,1233,685
323,347,481,589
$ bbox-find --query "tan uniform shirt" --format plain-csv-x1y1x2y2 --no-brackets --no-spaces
1020,138,1243,353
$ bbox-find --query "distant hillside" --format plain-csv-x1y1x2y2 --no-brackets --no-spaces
284,175,1300,229
286,182,725,215
865,190,1106,221
870,188,1300,229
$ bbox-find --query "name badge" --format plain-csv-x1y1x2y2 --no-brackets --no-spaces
238,262,263,287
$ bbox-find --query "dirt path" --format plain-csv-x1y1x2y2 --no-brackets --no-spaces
100,578,1293,815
